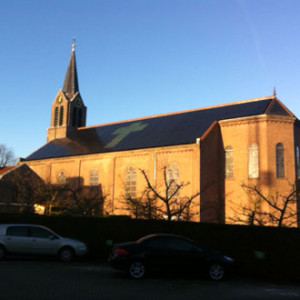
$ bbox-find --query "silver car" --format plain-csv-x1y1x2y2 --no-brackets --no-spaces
0,224,88,262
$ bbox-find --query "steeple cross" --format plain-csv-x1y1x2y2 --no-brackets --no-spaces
72,37,76,51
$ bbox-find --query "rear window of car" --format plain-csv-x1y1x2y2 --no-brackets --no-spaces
6,226,29,237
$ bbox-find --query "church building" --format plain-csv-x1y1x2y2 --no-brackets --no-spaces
22,44,300,226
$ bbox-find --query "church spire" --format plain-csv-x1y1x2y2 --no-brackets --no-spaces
47,42,87,142
273,86,277,98
62,42,79,96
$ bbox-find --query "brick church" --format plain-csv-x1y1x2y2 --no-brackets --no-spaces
19,44,300,225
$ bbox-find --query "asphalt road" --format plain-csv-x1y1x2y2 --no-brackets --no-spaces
0,259,299,300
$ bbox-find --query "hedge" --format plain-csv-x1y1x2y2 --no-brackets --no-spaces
1,214,299,282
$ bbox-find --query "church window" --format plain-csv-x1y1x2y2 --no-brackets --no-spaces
125,166,136,199
276,143,285,178
248,143,259,178
225,146,233,178
297,146,300,178
57,171,67,185
166,163,180,196
54,107,59,127
89,169,99,186
78,109,83,127
72,107,77,127
59,106,64,126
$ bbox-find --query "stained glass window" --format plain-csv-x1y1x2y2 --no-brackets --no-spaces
57,171,67,185
125,166,136,199
89,169,99,186
166,163,180,196
248,143,259,178
225,146,233,178
297,146,300,178
276,143,285,178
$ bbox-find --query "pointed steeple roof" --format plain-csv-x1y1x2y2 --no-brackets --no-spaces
62,43,79,95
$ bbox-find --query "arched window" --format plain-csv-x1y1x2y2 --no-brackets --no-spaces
248,143,259,178
225,146,233,178
297,146,300,178
59,106,64,126
72,107,77,127
78,109,83,127
166,163,180,196
276,143,285,178
54,107,59,127
57,170,67,185
125,166,136,199
89,169,99,186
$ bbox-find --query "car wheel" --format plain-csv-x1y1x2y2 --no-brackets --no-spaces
128,261,146,279
58,247,74,262
0,245,6,260
208,263,224,281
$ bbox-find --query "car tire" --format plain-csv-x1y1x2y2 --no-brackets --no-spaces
208,263,224,281
128,261,146,279
0,245,6,260
58,247,74,262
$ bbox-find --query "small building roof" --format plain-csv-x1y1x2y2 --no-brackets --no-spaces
0,166,15,177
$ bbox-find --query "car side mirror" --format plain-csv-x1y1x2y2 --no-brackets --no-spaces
49,235,56,240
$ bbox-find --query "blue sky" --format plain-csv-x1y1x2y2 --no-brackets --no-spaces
1,0,300,159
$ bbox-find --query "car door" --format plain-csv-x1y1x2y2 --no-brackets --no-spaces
143,237,172,271
143,236,194,273
28,226,60,255
5,226,31,253
161,237,197,272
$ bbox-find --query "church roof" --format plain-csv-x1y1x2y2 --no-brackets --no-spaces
62,44,79,95
25,97,292,161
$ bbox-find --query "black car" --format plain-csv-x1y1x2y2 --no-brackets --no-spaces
109,233,234,280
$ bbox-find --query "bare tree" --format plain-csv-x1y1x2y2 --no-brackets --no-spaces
36,183,107,216
228,196,266,226
121,189,158,220
229,184,298,227
0,144,16,167
63,185,107,216
140,167,200,221
34,183,64,215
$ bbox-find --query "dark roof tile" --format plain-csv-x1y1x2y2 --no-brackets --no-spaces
25,98,273,160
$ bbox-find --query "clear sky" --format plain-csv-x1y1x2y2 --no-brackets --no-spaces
1,0,300,159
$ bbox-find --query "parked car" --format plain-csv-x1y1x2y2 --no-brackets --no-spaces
109,233,234,280
0,224,88,262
